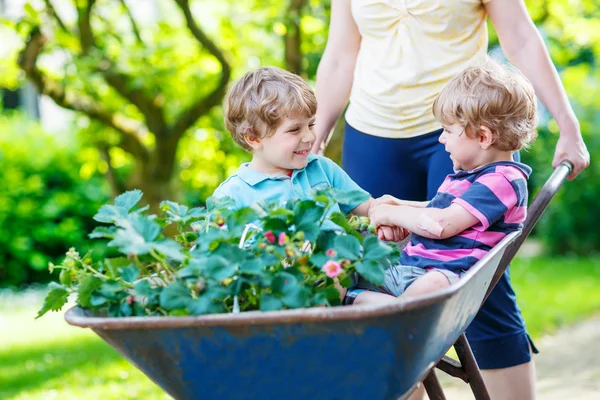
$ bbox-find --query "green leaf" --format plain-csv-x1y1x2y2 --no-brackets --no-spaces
316,231,337,252
77,276,103,308
338,273,353,288
260,293,283,311
97,281,126,300
334,235,362,260
355,259,386,286
114,189,143,211
90,294,108,307
312,292,329,306
107,214,162,255
309,253,329,269
36,282,69,319
203,256,237,281
160,200,188,220
130,214,161,242
160,281,192,310
281,286,310,309
206,195,236,211
212,243,246,264
93,204,127,224
133,280,154,297
262,217,289,233
176,266,201,279
153,239,184,261
120,302,133,317
272,271,298,295
323,287,342,306
89,226,117,239
101,257,130,279
294,200,324,226
295,223,320,242
362,236,394,261
188,292,226,315
119,266,140,283
239,259,265,275
328,212,363,242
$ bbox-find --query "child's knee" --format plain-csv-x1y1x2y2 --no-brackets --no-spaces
404,270,451,297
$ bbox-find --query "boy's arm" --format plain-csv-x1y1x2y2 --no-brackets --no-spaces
372,194,429,209
369,203,479,239
349,198,373,217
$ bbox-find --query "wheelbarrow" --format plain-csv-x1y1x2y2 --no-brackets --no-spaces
65,161,573,400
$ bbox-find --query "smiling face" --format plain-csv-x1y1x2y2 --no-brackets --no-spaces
246,114,316,175
438,123,484,171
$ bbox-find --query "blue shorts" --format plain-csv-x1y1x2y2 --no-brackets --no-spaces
348,265,460,297
342,121,538,369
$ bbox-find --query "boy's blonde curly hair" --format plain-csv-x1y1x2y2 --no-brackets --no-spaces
224,67,317,152
433,59,538,151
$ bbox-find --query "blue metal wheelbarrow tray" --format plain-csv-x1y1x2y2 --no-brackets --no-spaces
65,232,517,400
65,162,572,400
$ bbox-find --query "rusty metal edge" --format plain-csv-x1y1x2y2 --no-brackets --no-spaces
64,231,520,331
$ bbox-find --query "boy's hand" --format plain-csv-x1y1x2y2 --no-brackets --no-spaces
377,225,409,242
370,204,409,242
369,203,394,226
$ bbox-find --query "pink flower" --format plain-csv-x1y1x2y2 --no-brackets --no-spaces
326,248,337,257
264,231,276,244
322,260,342,278
278,232,288,246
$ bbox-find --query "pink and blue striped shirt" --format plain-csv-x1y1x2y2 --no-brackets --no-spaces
401,161,531,275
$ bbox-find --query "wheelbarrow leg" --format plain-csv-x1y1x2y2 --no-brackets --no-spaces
423,370,446,400
454,334,491,400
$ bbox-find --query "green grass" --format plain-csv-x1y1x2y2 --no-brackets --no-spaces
510,256,600,338
1,255,599,399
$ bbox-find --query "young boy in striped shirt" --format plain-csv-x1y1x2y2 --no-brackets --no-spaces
344,60,538,304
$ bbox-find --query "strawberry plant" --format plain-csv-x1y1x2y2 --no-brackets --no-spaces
37,188,399,318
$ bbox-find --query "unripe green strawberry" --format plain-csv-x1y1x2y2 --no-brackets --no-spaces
59,269,73,285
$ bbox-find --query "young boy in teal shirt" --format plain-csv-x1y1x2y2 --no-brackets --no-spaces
214,66,378,222
213,67,406,303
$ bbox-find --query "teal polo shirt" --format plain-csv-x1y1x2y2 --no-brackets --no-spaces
213,154,369,217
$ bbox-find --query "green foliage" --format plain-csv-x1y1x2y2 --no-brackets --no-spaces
0,113,111,287
37,188,399,318
523,124,600,255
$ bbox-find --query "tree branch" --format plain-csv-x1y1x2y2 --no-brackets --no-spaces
76,0,96,54
171,0,231,139
18,28,149,162
75,0,166,134
99,144,126,197
118,0,143,45
42,0,69,34
101,65,167,134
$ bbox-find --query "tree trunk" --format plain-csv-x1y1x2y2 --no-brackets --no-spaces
284,0,306,75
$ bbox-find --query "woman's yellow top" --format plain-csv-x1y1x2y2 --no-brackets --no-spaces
346,0,491,138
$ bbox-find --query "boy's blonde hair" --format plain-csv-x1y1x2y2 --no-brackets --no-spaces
224,67,317,152
433,60,538,151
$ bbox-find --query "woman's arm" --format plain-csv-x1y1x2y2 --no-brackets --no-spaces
311,0,361,155
369,204,479,240
486,0,590,180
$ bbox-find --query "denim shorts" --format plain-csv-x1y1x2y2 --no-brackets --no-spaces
347,264,460,299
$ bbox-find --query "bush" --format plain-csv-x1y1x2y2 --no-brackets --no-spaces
0,113,111,287
522,124,600,255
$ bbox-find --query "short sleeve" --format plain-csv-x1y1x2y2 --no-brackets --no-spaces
318,156,370,214
452,172,518,230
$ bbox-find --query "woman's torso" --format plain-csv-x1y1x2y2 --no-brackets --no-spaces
346,0,491,138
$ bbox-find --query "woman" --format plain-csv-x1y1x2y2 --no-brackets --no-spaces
312,1,590,399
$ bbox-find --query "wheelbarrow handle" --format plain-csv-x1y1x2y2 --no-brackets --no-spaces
483,159,573,303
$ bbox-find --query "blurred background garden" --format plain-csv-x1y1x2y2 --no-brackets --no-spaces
0,0,599,399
